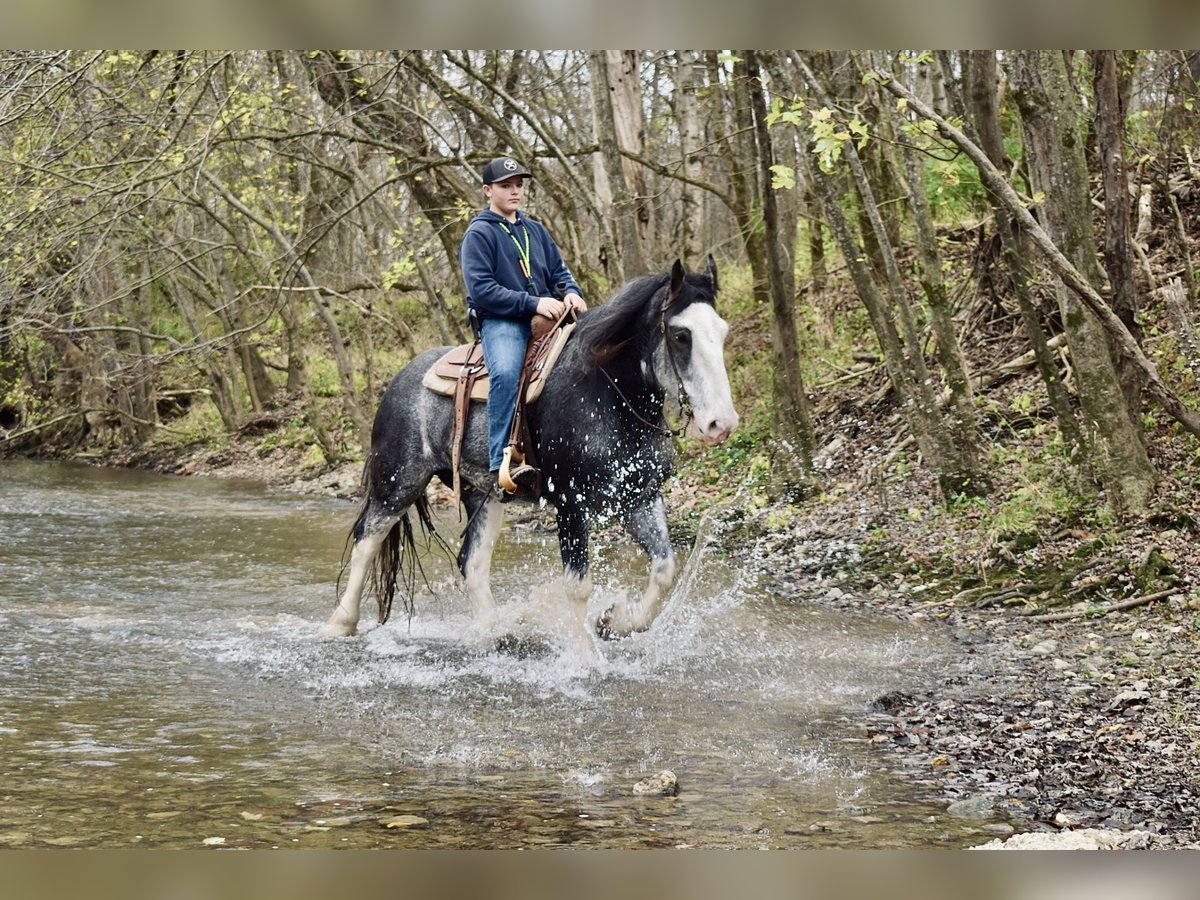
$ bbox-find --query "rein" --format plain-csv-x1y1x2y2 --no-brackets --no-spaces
600,367,677,437
597,281,692,439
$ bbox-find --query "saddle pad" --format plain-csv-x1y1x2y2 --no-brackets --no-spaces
421,321,576,404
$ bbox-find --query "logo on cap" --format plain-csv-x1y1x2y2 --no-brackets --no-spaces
503,158,517,172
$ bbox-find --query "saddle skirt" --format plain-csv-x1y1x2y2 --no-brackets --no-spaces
421,318,576,405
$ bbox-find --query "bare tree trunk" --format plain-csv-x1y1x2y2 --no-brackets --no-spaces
1092,50,1143,416
722,54,770,316
607,51,652,253
1009,51,1156,514
966,51,1084,462
897,132,982,479
1162,278,1200,370
801,148,976,500
745,50,816,492
200,167,372,452
589,51,645,280
805,187,827,292
674,50,707,263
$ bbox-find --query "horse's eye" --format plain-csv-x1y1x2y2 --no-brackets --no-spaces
672,329,691,346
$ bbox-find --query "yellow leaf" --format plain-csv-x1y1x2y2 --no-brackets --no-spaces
896,97,908,112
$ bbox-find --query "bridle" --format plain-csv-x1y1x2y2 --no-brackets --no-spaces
599,279,693,438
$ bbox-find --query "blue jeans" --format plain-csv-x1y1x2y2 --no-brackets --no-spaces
479,316,531,472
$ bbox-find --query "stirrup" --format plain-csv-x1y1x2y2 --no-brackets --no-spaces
498,446,539,493
490,471,515,504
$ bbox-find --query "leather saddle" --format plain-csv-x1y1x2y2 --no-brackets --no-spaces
420,314,575,404
421,313,577,508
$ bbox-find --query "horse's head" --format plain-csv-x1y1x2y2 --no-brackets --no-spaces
660,257,739,446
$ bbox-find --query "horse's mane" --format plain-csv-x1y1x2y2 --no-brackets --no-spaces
573,273,669,370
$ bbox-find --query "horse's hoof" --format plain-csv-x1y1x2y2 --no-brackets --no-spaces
316,621,357,639
596,606,622,641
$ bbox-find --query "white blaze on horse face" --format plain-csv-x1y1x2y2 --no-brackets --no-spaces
671,303,739,446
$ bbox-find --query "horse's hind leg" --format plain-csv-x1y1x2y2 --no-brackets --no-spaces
457,488,504,630
597,493,676,638
318,501,400,638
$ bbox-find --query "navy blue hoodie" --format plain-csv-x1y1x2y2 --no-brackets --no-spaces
459,209,583,320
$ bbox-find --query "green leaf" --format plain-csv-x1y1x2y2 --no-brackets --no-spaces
766,97,784,127
769,164,796,191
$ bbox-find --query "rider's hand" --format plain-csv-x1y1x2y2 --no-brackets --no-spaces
536,296,566,319
563,292,587,314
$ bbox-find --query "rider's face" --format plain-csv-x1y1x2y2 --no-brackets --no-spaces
484,176,526,219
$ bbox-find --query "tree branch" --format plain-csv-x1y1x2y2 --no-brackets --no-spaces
875,70,1200,439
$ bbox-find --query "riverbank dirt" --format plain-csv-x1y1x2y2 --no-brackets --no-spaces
726,411,1200,849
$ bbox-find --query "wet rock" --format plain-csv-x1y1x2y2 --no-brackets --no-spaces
632,770,679,796
1030,639,1058,656
946,794,997,819
314,816,357,827
973,828,1154,850
1109,690,1151,708
1054,811,1087,827
870,691,915,713
807,821,839,833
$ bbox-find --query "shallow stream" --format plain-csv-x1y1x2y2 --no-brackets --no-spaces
0,459,988,848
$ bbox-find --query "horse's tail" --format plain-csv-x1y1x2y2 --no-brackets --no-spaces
339,461,446,626
370,494,440,625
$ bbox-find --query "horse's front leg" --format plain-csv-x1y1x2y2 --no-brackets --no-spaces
555,503,598,659
598,494,676,638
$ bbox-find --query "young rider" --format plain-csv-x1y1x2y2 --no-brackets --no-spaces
458,156,587,498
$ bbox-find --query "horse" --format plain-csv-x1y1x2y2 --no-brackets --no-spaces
317,257,739,656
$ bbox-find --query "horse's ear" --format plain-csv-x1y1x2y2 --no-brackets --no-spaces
705,254,719,294
669,259,686,298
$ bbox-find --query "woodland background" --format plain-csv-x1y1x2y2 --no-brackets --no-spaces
2,50,1199,535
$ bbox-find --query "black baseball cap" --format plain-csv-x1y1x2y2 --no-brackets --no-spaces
482,156,533,184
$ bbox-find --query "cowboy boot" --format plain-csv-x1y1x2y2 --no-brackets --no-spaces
498,445,540,493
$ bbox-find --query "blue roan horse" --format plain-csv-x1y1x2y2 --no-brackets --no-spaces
318,257,738,655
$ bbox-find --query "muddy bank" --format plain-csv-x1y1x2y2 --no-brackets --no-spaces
737,486,1200,849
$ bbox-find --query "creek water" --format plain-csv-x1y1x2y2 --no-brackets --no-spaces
0,459,988,848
